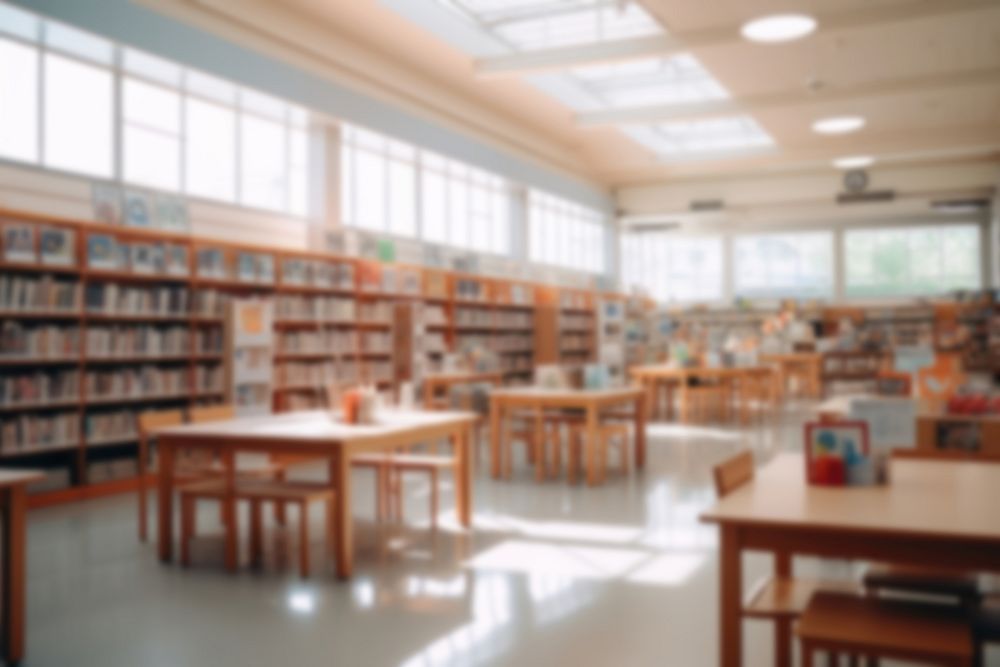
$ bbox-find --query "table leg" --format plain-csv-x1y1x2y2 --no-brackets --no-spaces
157,442,174,563
774,551,792,667
634,396,646,469
719,524,742,667
454,425,472,527
331,451,353,580
489,399,501,479
679,380,691,423
665,381,675,421
585,404,600,486
222,450,238,573
1,486,27,664
534,407,545,483
643,378,656,420
138,435,148,542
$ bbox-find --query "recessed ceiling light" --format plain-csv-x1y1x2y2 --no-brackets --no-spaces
833,155,874,169
812,116,866,135
741,14,817,43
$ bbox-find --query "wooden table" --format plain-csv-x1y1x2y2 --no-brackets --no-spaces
423,371,503,409
630,365,775,423
700,454,1000,667
0,469,43,665
760,353,823,399
154,409,477,579
488,387,645,485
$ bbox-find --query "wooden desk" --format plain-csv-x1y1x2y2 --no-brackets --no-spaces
0,469,44,665
488,387,645,485
155,410,476,579
700,454,1000,667
423,371,503,410
630,365,775,423
760,353,822,399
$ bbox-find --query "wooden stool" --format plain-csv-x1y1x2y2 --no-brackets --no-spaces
567,422,631,485
353,452,455,529
713,451,860,667
179,478,335,578
797,591,974,667
863,564,981,608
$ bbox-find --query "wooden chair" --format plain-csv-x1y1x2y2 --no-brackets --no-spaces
500,410,560,480
137,409,185,541
356,451,457,528
179,478,335,578
567,421,630,484
712,451,860,666
797,591,974,667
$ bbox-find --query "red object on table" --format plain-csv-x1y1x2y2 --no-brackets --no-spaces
810,455,846,486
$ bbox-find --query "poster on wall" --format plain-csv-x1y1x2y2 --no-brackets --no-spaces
91,183,123,225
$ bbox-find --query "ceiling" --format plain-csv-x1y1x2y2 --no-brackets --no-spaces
200,0,1000,187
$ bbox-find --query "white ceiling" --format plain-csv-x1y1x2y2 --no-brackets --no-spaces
223,0,1000,186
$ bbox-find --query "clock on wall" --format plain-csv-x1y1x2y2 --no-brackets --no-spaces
843,169,869,193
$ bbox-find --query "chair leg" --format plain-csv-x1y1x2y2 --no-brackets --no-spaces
775,619,792,667
549,426,562,479
375,466,387,522
274,470,287,525
298,502,310,578
326,498,336,560
180,496,194,567
394,470,404,523
429,469,438,530
568,430,580,485
801,641,814,667
249,499,263,568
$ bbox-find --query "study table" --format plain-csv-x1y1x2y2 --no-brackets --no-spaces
423,371,503,409
700,453,1000,667
154,409,477,579
0,469,43,665
759,353,823,399
488,386,645,485
629,365,775,423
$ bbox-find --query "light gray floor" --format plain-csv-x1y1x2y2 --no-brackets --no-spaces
22,403,998,666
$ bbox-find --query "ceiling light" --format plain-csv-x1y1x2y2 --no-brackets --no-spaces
741,14,817,43
812,116,866,135
833,155,874,169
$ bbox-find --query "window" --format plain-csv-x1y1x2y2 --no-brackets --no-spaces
734,232,833,299
621,233,723,303
0,5,313,217
0,38,38,162
122,78,181,190
340,125,511,254
844,225,981,297
624,116,774,158
529,190,605,273
43,52,113,177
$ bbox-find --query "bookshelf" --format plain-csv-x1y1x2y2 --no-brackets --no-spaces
0,207,631,505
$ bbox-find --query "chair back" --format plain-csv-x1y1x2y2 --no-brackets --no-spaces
189,404,235,423
138,409,184,437
713,450,755,498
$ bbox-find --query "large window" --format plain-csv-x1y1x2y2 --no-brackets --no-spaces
734,232,834,299
845,224,982,297
528,190,605,273
621,233,724,303
0,4,311,216
341,125,510,254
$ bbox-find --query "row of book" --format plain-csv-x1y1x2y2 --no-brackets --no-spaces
560,293,591,310
455,307,495,327
86,326,190,357
87,235,189,276
0,323,80,359
0,275,80,312
424,305,448,326
424,332,447,354
275,361,359,389
3,223,76,267
494,333,533,353
282,258,355,289
358,265,421,295
276,296,355,321
359,332,392,354
84,367,189,399
498,356,533,374
277,330,356,355
196,328,224,355
561,314,594,330
192,289,231,318
0,412,79,454
0,371,79,406
84,410,138,445
84,284,189,316
560,334,592,351
358,302,392,323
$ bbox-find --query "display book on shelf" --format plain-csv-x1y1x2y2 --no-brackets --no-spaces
597,295,626,384
226,299,274,416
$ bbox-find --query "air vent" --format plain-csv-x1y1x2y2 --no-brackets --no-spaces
931,198,990,214
689,199,724,212
628,221,681,234
836,190,895,204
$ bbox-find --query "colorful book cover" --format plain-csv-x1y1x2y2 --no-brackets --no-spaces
130,244,154,274
39,227,74,266
165,245,189,276
283,259,305,285
257,255,275,284
237,253,256,282
91,183,122,225
3,224,36,263
87,234,118,270
197,248,225,278
124,191,152,228
153,195,189,233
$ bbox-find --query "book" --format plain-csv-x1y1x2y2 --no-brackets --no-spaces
153,195,189,233
124,190,152,227
237,253,256,282
130,243,154,274
3,224,35,263
282,259,305,285
91,183,122,225
150,243,167,274
165,245,189,276
257,254,275,284
87,234,120,270
197,248,226,278
39,227,75,266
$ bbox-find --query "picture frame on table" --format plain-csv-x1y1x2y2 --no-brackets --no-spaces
804,419,870,486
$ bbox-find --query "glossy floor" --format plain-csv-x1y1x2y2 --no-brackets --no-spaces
23,404,998,666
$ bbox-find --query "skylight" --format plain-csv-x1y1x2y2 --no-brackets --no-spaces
624,117,775,159
435,0,662,52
